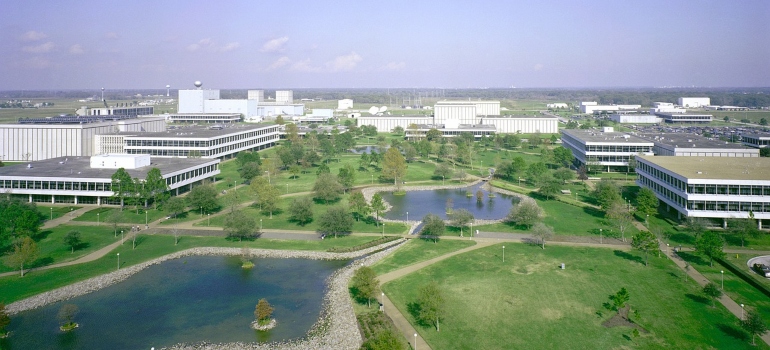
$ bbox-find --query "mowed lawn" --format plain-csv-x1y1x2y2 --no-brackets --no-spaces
370,239,476,275
383,244,766,349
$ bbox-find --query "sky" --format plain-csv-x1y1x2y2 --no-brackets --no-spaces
0,0,768,90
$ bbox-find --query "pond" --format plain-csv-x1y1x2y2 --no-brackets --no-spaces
380,182,519,221
3,256,348,350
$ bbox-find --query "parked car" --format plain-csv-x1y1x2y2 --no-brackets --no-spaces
753,263,770,278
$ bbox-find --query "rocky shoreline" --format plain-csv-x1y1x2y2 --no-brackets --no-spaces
7,239,407,350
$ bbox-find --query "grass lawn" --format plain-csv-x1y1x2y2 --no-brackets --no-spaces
0,225,124,273
74,207,168,225
370,239,476,275
38,206,82,221
0,233,383,303
679,251,770,323
383,243,765,349
197,195,410,234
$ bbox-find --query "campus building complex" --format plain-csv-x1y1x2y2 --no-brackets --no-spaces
560,128,654,171
177,83,304,121
636,155,770,228
636,133,758,157
0,154,219,205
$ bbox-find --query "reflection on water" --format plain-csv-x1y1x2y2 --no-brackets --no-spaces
381,182,518,221
4,256,347,350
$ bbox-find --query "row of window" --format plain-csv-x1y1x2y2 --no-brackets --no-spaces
687,201,769,213
585,145,652,153
638,176,687,207
637,162,687,191
124,128,278,148
126,138,275,158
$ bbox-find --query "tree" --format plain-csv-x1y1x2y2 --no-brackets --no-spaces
275,115,285,125
392,125,404,135
417,281,445,332
761,148,770,157
370,193,386,226
318,206,354,238
349,191,371,222
631,230,658,266
288,197,314,226
239,162,261,182
531,222,554,249
187,183,218,214
144,168,169,209
695,231,725,267
224,210,257,241
57,304,79,330
449,209,474,237
255,298,274,323
741,308,768,346
381,147,407,185
506,200,544,228
538,177,562,200
684,217,709,241
110,168,134,209
606,202,633,242
352,266,379,308
0,199,42,248
609,287,630,312
433,163,453,181
420,214,446,243
316,162,331,175
702,282,722,308
553,168,575,184
761,118,768,126
288,165,301,179
636,188,659,217
5,236,39,277
313,173,344,204
576,165,589,181
0,302,10,337
425,128,442,142
64,230,81,253
337,163,356,192
362,329,402,350
525,162,548,184
237,150,262,167
165,197,186,219
729,217,759,248
593,179,621,211
256,184,280,218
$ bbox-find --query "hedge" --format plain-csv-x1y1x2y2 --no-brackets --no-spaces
716,256,770,299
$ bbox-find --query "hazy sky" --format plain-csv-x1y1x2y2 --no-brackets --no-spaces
1,0,768,90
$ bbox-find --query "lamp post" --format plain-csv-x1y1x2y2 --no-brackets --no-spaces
260,219,263,231
207,213,210,226
382,222,385,237
70,207,73,218
117,253,120,270
265,171,270,184
646,214,649,226
442,175,445,185
721,270,724,290
502,245,505,262
200,206,203,218
741,304,745,320
414,333,418,350
50,207,53,221
234,180,237,193
97,212,100,226
286,183,289,194
666,243,669,255
600,228,603,244
145,210,148,227
121,230,124,244
381,292,385,313
406,211,409,223
470,222,473,240
371,174,373,184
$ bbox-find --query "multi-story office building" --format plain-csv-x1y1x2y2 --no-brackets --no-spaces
636,133,758,157
636,155,770,228
560,128,654,171
0,154,219,205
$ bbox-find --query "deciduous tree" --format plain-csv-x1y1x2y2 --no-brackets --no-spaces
224,210,257,241
449,209,474,237
352,266,379,308
531,222,554,249
64,230,81,253
348,191,371,222
506,200,544,229
318,205,354,238
631,230,658,266
110,168,134,209
164,197,186,219
288,197,314,226
337,163,356,192
187,183,218,214
255,298,274,323
593,179,621,211
420,214,446,243
606,202,633,242
741,308,768,346
417,281,445,332
313,173,344,204
144,168,169,209
695,231,725,267
6,236,39,277
382,147,407,185
702,282,722,308
636,188,659,217
370,193,386,226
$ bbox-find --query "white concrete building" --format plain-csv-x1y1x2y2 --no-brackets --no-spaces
276,90,293,104
610,114,662,124
77,105,154,117
480,116,558,134
357,116,433,133
247,90,265,102
742,133,770,148
636,133,759,157
434,102,477,124
678,97,711,108
338,99,353,109
580,104,642,114
636,155,770,227
547,103,569,109
655,112,713,123
405,123,496,139
165,113,242,124
123,123,280,159
561,128,654,171
0,117,166,161
0,155,219,205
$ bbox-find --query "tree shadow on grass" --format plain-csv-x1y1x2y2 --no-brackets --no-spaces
716,323,748,341
676,251,708,266
685,293,710,305
30,256,54,268
31,229,53,241
669,232,694,246
406,302,430,328
613,250,644,265
582,206,605,219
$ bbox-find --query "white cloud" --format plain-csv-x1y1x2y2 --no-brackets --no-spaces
381,61,406,71
21,31,47,41
186,38,213,52
23,57,53,69
261,37,289,53
326,52,362,72
105,32,120,40
291,59,321,72
534,63,544,71
220,42,241,52
22,42,54,53
69,44,84,55
268,56,290,70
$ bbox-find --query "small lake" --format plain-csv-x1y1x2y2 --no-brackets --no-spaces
3,256,348,350
381,182,519,221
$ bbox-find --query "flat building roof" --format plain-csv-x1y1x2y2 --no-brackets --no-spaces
126,123,275,139
636,133,753,150
0,156,217,180
637,155,770,181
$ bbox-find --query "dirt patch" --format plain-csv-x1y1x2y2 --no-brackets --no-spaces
541,308,563,320
602,305,649,333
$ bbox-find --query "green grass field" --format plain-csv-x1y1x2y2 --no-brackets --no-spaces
370,239,476,275
383,243,766,349
38,206,81,221
0,233,384,303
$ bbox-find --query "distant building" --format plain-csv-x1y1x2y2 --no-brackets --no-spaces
76,105,154,117
276,90,293,104
165,113,241,124
547,103,569,109
636,155,770,228
480,116,558,134
678,97,711,108
635,133,758,157
655,112,712,123
338,99,353,109
741,132,770,148
579,102,641,114
610,114,662,124
405,122,496,139
177,83,303,121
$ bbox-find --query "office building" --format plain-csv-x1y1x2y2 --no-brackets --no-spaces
560,128,654,171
